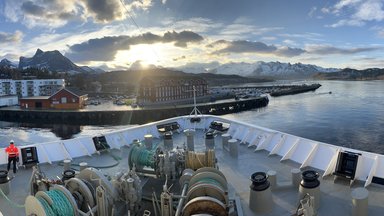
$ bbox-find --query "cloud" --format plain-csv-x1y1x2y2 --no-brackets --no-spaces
326,19,365,28
306,44,380,55
0,31,23,44
161,17,223,33
208,40,378,58
163,31,204,47
283,39,297,46
279,32,324,42
13,0,82,28
3,0,155,28
325,0,384,27
66,31,204,61
21,1,45,15
308,6,317,18
173,56,186,61
211,40,276,53
209,40,305,57
0,53,20,62
261,36,277,41
349,57,384,69
218,23,283,40
333,0,362,13
276,46,306,57
82,0,125,23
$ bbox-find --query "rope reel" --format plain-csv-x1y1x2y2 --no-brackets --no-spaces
77,167,118,201
65,178,95,212
185,150,215,170
25,185,77,216
182,196,227,216
182,168,228,216
128,143,155,169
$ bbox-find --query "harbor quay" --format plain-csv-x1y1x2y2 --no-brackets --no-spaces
0,97,269,125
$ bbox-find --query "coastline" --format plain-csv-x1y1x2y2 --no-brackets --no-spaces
0,97,269,125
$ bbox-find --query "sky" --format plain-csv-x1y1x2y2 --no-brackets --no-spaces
1,0,384,70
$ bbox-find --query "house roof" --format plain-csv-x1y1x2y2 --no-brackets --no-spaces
49,87,88,99
20,96,50,100
65,87,88,97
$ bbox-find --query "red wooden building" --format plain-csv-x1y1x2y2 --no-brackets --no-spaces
20,88,88,109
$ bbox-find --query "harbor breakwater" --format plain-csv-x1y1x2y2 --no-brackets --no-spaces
0,97,269,125
270,83,321,97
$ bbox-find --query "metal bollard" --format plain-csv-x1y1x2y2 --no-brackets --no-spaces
63,159,71,171
205,132,215,150
222,133,231,150
351,187,368,216
267,170,277,189
144,134,153,150
0,170,11,195
184,129,195,151
79,162,88,171
228,139,238,157
291,168,301,188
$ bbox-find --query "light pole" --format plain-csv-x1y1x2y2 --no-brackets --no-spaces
189,85,202,116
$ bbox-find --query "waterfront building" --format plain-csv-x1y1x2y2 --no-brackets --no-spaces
0,79,65,98
137,76,209,106
0,95,18,107
19,87,88,109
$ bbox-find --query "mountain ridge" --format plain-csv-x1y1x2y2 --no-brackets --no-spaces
0,59,17,68
313,68,384,80
175,61,340,79
18,49,103,74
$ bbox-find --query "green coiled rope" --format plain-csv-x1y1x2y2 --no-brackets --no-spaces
37,189,74,216
37,196,55,216
130,145,155,168
192,178,225,190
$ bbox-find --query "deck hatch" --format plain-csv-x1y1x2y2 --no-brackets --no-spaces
209,121,230,132
21,146,39,166
156,122,180,133
333,151,360,180
372,176,384,185
92,136,110,151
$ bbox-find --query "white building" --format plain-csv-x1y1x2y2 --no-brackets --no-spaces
0,79,65,98
0,95,18,106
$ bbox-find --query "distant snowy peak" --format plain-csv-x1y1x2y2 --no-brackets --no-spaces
249,61,339,78
18,49,104,74
0,59,17,68
80,66,105,74
19,49,84,72
177,61,340,79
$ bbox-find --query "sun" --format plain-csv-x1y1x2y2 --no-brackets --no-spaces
115,44,161,67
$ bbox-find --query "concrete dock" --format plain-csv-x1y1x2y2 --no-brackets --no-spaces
0,97,269,125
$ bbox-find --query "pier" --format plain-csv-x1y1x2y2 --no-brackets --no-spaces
210,83,322,98
0,96,269,125
269,83,322,97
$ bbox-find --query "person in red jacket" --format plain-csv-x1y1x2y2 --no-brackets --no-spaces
5,140,19,174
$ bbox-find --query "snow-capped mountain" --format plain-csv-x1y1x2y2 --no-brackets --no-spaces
18,49,104,74
80,66,105,73
0,59,17,68
176,61,340,79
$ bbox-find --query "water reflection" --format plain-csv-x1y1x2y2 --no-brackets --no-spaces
224,80,384,154
0,122,82,147
51,124,82,139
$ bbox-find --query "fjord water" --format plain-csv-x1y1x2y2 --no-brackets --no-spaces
1,80,384,154
225,80,384,154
